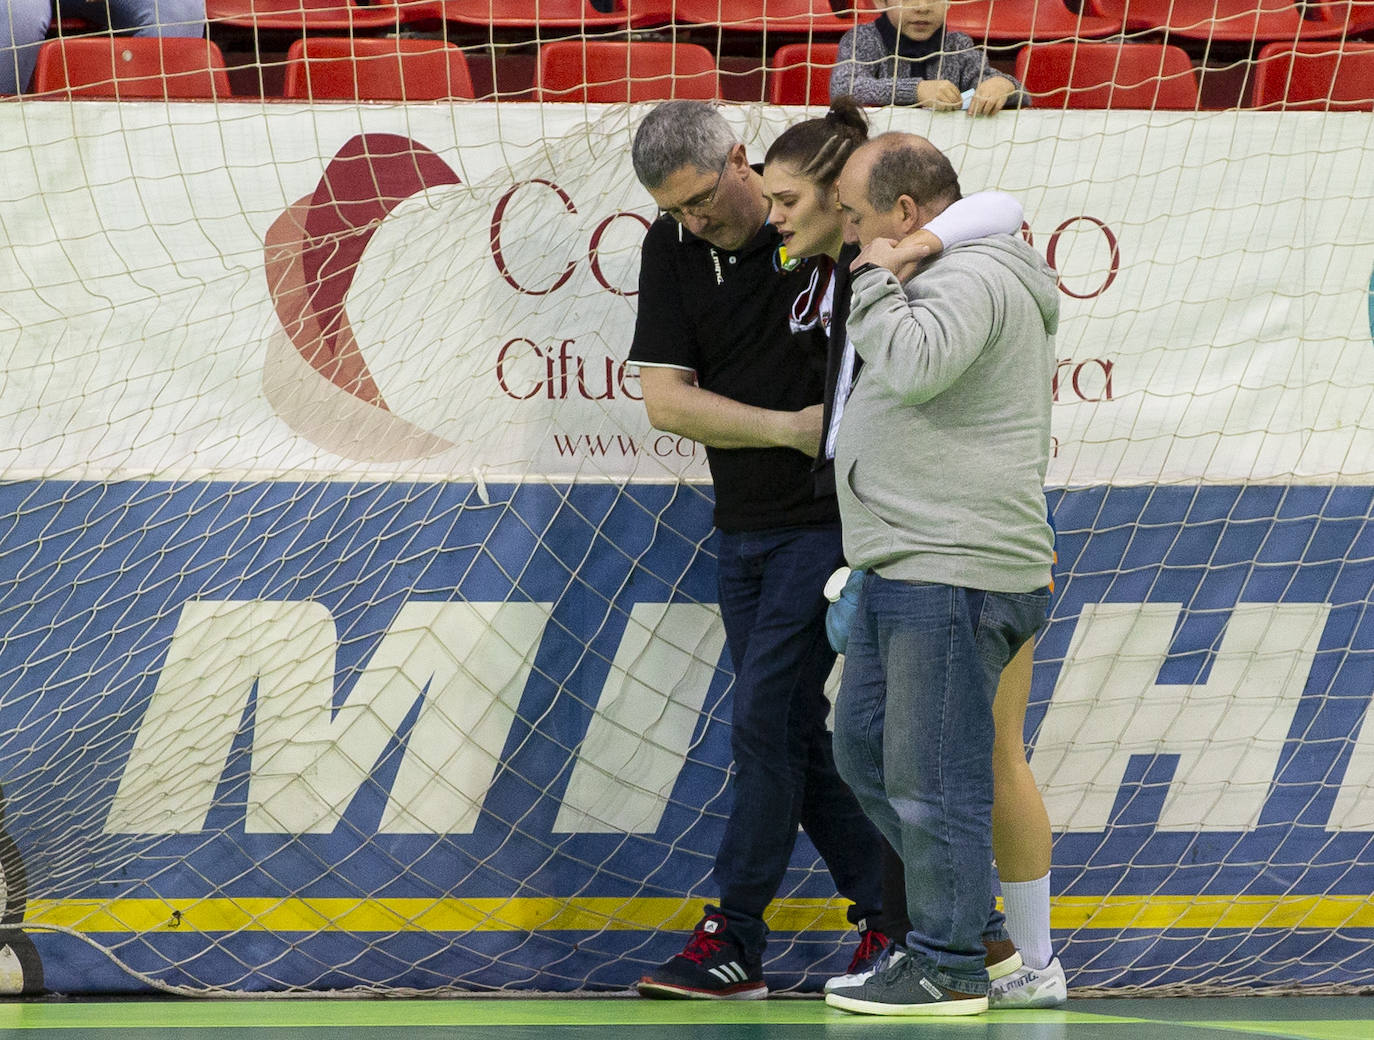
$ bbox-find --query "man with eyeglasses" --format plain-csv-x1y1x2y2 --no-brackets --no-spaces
627,100,887,1001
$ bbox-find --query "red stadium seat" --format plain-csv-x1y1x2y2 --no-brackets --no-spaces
1086,0,1307,42
394,0,669,29
942,0,1123,41
535,39,718,101
205,0,400,32
283,37,475,100
670,0,863,35
1303,0,1374,35
30,36,232,98
1015,42,1199,109
768,41,839,105
1250,40,1374,109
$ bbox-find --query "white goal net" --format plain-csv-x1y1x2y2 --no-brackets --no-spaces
1,12,1373,996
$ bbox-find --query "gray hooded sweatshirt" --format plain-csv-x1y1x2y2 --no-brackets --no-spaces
834,234,1059,594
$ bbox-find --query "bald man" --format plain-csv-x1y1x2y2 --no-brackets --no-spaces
823,133,1059,1018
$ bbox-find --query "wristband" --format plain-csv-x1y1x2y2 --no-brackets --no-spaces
851,261,883,278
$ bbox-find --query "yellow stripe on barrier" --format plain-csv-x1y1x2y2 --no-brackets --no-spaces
22,894,1374,934
22,897,830,934
1054,894,1374,930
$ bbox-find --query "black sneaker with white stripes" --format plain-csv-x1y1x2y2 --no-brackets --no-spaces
636,912,767,1000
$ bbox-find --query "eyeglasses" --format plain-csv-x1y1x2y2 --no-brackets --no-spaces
658,152,731,223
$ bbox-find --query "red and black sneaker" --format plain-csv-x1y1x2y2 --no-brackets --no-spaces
824,923,894,993
636,913,767,1000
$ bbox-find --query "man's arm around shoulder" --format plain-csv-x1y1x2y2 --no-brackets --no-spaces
846,242,998,405
639,367,823,457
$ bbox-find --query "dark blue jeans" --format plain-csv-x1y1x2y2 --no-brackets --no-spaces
712,524,884,955
833,575,1049,993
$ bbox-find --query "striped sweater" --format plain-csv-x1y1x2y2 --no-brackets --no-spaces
830,19,1028,108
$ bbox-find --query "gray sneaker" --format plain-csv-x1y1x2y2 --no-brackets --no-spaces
989,956,1068,1009
825,950,987,1017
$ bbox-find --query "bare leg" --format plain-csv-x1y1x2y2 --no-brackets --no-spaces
991,639,1054,970
991,639,1051,881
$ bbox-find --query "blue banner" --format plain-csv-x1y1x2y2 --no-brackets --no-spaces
1,481,1371,993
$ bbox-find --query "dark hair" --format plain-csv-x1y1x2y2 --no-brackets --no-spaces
865,133,962,213
763,95,869,192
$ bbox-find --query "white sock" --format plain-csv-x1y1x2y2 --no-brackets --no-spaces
1001,872,1053,971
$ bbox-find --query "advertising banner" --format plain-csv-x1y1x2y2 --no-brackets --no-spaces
0,104,1371,994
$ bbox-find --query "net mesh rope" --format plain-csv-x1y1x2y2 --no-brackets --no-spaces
0,0,1372,996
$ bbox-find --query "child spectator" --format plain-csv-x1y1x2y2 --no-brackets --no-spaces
831,0,1026,116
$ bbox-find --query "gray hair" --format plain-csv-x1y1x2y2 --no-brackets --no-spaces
631,100,738,190
864,132,962,214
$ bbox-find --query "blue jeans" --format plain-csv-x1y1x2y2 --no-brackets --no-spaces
1,0,206,95
712,524,884,955
833,574,1049,993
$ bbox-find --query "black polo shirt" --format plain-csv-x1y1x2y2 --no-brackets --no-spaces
629,213,838,533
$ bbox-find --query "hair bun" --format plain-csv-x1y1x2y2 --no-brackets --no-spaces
826,95,869,134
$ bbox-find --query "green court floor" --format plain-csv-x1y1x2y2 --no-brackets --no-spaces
0,997,1370,1039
